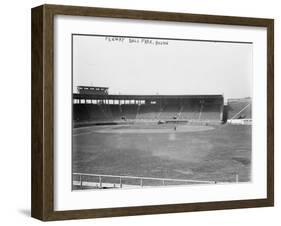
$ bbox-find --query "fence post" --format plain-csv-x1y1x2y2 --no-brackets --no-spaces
80,175,83,188
162,180,165,186
120,177,122,188
99,176,102,188
140,178,143,187
235,174,239,183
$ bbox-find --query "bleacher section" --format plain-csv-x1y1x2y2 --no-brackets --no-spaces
227,99,251,119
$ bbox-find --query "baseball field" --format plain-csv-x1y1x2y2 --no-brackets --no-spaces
72,122,251,189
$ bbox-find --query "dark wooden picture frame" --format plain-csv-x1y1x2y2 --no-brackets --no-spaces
31,4,274,221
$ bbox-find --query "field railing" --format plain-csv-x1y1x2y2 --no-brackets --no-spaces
72,172,217,190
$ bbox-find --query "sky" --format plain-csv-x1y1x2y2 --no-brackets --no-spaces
72,34,253,100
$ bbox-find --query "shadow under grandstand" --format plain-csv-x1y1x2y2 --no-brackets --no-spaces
73,101,223,125
73,87,224,126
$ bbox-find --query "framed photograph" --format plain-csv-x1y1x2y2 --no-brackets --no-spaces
31,4,274,221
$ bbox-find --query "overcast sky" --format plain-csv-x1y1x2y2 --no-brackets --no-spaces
73,35,252,99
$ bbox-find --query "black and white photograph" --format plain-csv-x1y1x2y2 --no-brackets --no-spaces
72,34,252,190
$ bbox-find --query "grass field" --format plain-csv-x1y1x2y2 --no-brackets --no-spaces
72,123,251,188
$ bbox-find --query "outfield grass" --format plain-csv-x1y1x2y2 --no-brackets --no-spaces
72,123,251,187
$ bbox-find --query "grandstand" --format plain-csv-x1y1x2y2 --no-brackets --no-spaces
73,86,224,124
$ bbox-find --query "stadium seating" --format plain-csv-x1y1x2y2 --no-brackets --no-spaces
200,104,221,120
109,104,122,121
120,104,138,119
73,99,224,123
227,100,251,119
73,104,110,122
99,104,113,119
159,104,181,119
179,102,201,120
137,104,160,120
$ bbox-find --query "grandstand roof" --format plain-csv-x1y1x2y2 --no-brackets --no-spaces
77,86,109,90
73,93,223,100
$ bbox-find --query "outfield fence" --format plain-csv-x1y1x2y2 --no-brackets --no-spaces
72,172,217,190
